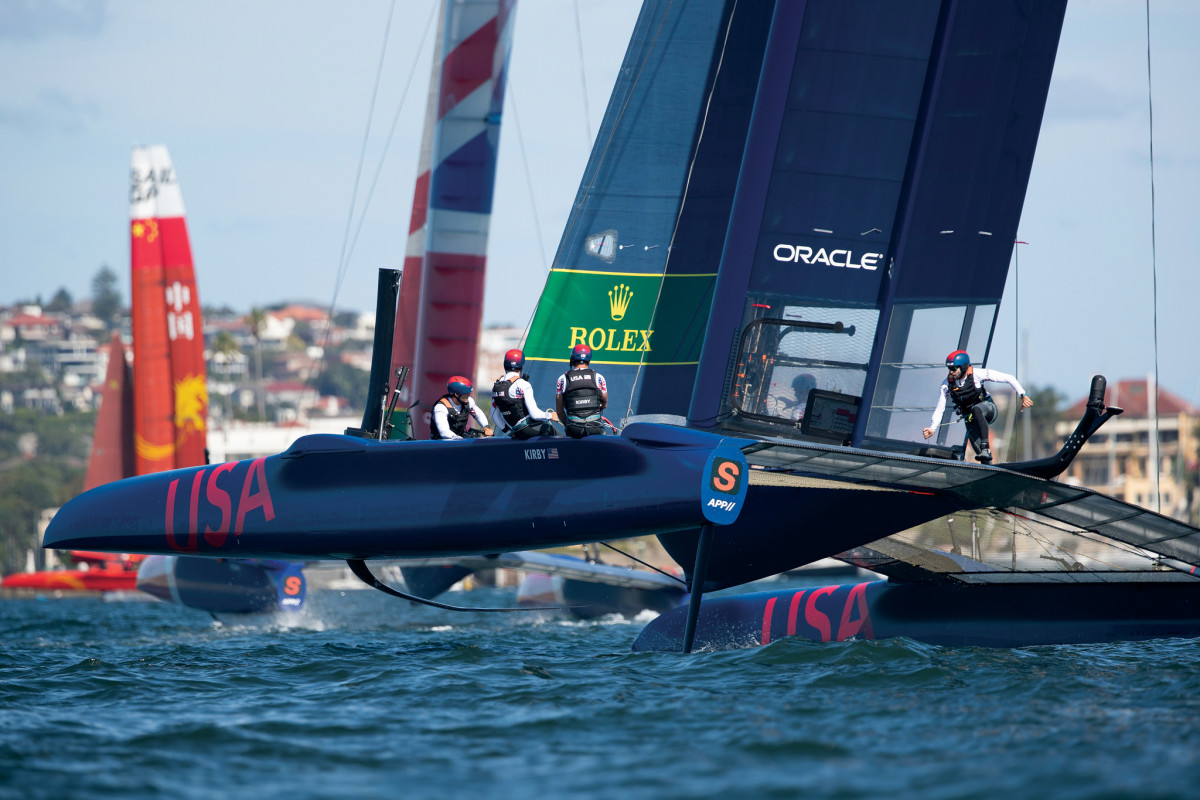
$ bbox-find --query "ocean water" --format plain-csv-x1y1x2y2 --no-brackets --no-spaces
2,583,1198,800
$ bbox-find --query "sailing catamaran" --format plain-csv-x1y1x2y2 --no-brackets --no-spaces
126,145,306,613
42,0,1200,649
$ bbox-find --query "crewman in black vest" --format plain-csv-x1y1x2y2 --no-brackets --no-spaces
555,344,609,439
491,348,558,438
923,350,1032,463
429,376,493,440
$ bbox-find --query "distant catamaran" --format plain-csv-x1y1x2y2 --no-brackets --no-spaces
3,145,208,592
129,144,208,474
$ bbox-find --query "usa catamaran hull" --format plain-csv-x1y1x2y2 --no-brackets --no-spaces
43,423,961,568
43,425,734,559
633,580,1200,651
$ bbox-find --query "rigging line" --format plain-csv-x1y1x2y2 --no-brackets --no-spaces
1002,508,1183,566
305,0,399,411
572,0,593,145
509,86,549,280
625,0,738,422
337,0,439,289
307,0,436,412
1143,0,1161,514
331,0,397,303
598,541,687,585
512,85,552,346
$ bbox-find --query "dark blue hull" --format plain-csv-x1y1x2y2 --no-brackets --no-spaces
43,424,955,573
45,427,724,560
633,580,1200,651
137,556,305,614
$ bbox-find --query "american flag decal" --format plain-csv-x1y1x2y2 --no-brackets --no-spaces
548,448,559,460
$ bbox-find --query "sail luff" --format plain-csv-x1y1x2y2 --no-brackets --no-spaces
130,145,180,473
393,0,516,435
389,4,446,409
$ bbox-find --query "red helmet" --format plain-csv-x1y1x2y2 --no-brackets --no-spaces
504,348,524,372
945,350,970,371
447,376,473,396
570,344,592,364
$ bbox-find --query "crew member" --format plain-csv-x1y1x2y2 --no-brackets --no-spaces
430,376,493,440
768,372,817,420
555,344,608,439
491,348,558,438
923,350,1032,463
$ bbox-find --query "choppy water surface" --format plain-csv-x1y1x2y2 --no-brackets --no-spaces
2,584,1198,800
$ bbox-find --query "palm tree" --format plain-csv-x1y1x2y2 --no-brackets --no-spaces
245,308,268,421
210,330,242,422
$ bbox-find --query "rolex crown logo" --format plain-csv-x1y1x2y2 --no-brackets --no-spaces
608,283,633,321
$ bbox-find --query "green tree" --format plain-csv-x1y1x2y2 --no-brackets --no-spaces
209,331,243,421
0,409,92,574
245,308,268,421
1007,384,1065,460
315,357,368,407
45,287,73,313
91,264,122,329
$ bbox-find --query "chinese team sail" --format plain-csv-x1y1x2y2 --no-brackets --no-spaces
390,0,516,431
129,145,208,473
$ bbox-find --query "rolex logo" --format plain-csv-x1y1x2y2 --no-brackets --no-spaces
608,283,633,321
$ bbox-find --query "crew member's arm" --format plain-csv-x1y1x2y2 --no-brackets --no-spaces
490,403,506,433
596,373,609,412
977,368,1034,410
432,400,460,440
923,382,949,439
518,380,556,422
554,374,566,419
468,398,494,436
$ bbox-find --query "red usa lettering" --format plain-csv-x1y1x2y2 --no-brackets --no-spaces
165,457,275,552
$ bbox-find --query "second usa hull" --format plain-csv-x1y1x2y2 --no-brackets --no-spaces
632,580,1200,651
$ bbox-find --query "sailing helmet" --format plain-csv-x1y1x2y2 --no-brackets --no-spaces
570,344,592,364
503,349,525,372
946,350,971,371
447,376,473,396
792,372,817,395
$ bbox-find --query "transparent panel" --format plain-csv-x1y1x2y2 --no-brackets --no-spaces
866,302,1000,445
967,304,997,361
731,306,879,434
842,507,1181,582
868,304,965,443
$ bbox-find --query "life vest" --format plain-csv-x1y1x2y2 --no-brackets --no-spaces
429,395,470,439
491,373,529,431
562,368,603,419
948,367,989,413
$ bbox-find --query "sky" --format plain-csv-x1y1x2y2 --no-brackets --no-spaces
1,0,1197,407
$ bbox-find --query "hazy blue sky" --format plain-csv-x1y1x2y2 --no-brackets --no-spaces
1,1,1197,406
